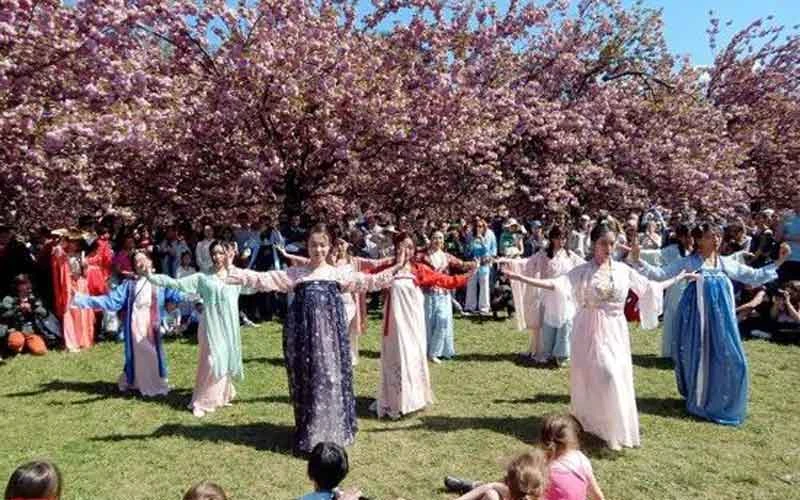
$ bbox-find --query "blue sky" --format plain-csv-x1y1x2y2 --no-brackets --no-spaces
638,0,800,65
354,0,798,66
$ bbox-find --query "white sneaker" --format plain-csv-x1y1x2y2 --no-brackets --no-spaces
429,357,442,364
192,407,206,418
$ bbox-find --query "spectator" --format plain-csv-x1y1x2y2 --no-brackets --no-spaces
451,450,549,500
539,414,606,500
159,299,183,338
112,234,137,282
638,220,662,250
285,214,308,250
0,223,35,297
301,442,362,500
776,194,800,283
196,225,216,274
464,217,497,316
4,460,62,500
490,272,514,319
183,481,227,500
567,215,591,259
32,227,58,310
499,219,525,258
723,221,752,256
524,221,547,256
1,274,55,356
157,225,191,278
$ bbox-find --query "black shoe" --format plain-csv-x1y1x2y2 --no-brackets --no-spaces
444,476,478,494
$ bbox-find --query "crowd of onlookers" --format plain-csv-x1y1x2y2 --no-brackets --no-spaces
1,197,799,359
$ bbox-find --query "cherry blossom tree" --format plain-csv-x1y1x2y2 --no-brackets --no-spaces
1,0,797,229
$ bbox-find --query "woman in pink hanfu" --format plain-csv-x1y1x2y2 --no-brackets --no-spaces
371,232,473,420
51,230,95,352
503,220,688,450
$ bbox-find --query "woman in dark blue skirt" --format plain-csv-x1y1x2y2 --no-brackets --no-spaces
227,224,402,453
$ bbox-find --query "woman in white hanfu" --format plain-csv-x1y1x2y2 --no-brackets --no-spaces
503,220,688,450
372,232,473,419
504,225,585,366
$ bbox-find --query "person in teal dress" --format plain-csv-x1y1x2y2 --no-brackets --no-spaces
147,241,245,417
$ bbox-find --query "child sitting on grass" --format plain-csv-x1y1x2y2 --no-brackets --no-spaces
445,414,605,500
453,450,549,500
539,414,605,500
300,442,364,500
4,460,62,500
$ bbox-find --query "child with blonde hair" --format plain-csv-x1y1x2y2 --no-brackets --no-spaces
454,450,549,500
183,481,227,500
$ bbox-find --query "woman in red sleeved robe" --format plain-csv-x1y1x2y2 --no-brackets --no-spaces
51,230,95,352
85,228,113,295
372,232,474,419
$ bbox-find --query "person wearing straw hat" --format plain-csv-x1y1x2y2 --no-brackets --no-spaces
51,228,95,352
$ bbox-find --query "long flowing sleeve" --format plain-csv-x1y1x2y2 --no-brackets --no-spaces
720,256,778,286
339,266,396,293
147,273,201,295
626,264,666,330
354,256,395,272
635,255,692,281
73,282,129,312
413,263,469,289
226,267,292,293
508,256,534,331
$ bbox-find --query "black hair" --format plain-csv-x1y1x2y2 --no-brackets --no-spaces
690,222,722,254
546,226,565,259
674,224,691,256
208,240,225,256
307,442,349,491
307,223,332,244
590,219,614,243
4,461,62,500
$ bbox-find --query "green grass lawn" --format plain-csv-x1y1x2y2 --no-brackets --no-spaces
1,317,799,500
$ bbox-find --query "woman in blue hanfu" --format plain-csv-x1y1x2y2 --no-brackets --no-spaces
72,250,184,397
630,223,791,425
